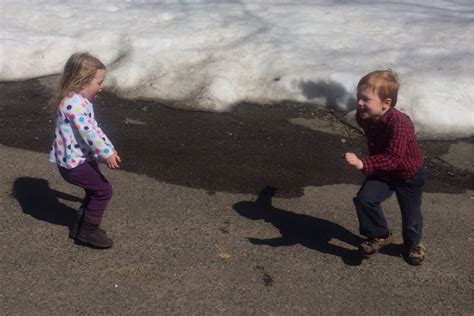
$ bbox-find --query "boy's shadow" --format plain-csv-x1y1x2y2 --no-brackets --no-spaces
12,177,81,226
233,186,364,266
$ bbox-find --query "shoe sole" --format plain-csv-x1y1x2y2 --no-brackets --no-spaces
407,260,423,266
403,254,424,266
360,249,378,257
74,238,113,249
360,235,393,257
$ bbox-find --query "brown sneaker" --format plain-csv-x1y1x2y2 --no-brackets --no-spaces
405,243,425,266
360,231,393,256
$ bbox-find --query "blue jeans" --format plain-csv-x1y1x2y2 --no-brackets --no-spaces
353,166,427,250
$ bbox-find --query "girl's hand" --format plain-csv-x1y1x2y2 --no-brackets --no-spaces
105,152,121,169
114,149,122,164
345,152,364,170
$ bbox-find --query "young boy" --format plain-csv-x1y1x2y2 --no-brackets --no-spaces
345,69,426,266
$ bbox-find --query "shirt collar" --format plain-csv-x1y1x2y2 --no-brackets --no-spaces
366,107,394,128
381,107,395,125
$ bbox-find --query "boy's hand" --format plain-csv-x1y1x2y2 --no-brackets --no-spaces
345,152,364,170
105,151,121,169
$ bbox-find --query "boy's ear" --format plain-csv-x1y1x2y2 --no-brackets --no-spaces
383,98,392,108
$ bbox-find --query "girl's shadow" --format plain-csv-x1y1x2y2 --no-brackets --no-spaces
11,177,81,226
233,186,364,266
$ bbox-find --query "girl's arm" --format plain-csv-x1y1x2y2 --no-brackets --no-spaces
95,122,114,149
63,97,114,159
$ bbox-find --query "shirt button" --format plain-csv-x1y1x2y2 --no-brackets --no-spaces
370,142,375,146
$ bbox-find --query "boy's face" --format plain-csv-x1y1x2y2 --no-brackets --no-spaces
356,86,391,120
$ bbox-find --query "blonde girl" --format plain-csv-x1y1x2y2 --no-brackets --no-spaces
49,52,121,249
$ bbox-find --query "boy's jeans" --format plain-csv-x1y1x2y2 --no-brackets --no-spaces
353,166,427,250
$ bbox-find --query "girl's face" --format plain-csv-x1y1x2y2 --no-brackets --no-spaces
80,69,105,100
356,86,391,120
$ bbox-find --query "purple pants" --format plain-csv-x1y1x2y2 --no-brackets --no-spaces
58,160,113,222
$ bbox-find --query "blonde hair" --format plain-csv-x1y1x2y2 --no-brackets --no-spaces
51,52,105,108
357,69,400,107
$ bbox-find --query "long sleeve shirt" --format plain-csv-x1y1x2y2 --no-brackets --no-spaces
49,93,114,169
356,107,423,181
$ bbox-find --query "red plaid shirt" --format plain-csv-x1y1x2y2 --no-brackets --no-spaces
356,107,423,180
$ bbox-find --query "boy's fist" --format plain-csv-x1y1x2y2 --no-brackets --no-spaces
345,152,364,170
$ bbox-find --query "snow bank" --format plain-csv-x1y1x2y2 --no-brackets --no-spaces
1,0,473,138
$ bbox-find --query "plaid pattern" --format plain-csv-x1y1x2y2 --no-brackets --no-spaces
356,107,423,180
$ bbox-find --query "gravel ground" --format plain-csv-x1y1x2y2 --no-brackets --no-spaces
0,78,472,315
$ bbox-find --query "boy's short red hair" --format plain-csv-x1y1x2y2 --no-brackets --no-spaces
357,69,400,107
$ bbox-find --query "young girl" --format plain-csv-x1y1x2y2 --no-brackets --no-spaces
49,52,121,249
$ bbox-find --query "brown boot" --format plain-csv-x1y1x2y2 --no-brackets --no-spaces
76,217,113,249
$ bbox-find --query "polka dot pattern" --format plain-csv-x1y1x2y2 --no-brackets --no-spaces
49,93,115,169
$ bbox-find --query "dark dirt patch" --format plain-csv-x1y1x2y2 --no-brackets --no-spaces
0,78,471,196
